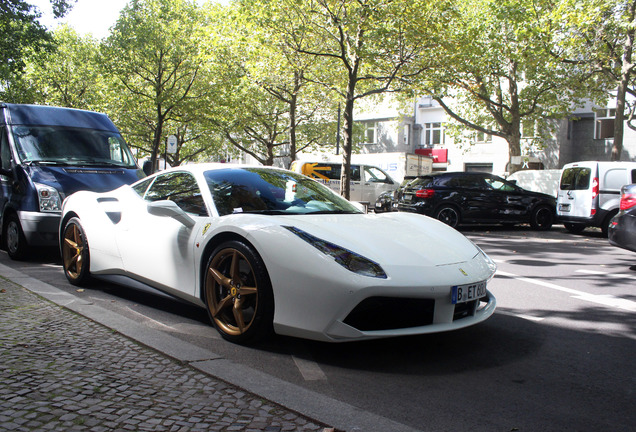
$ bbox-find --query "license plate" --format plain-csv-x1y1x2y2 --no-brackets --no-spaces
559,203,570,212
452,281,487,304
404,194,412,201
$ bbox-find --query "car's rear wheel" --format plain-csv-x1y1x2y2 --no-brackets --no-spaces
4,213,29,260
204,240,274,344
435,205,460,228
61,217,92,286
530,205,554,231
564,222,586,234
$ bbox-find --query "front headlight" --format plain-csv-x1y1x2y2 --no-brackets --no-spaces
34,183,62,212
284,226,387,279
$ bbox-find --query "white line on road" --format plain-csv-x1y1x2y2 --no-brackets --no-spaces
496,310,545,322
496,270,636,312
576,269,636,282
292,356,328,381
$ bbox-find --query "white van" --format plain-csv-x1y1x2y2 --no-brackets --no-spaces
289,161,397,205
556,161,636,235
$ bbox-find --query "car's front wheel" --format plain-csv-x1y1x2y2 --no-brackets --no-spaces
435,205,460,228
4,213,28,260
61,217,92,286
530,205,554,231
204,240,274,344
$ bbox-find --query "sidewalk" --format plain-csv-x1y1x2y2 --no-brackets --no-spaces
0,276,333,432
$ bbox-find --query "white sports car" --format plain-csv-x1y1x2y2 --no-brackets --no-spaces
60,164,497,343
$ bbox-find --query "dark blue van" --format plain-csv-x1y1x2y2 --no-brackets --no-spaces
0,103,145,259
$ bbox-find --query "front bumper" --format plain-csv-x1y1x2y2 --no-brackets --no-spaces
18,210,60,246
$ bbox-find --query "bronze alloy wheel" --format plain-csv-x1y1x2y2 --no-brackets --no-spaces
62,218,91,286
204,240,273,343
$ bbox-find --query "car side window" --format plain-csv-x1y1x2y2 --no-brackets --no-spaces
364,166,389,183
485,176,516,192
0,129,12,172
145,172,208,216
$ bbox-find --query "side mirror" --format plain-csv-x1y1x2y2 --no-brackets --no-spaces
147,200,195,228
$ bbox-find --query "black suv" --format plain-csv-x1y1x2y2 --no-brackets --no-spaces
396,172,556,230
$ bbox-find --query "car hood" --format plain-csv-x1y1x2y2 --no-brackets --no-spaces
271,212,480,267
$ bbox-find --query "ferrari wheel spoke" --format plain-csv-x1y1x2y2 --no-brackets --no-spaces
233,298,246,331
209,267,231,288
213,294,233,317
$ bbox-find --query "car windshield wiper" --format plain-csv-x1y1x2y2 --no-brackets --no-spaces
23,159,67,166
305,210,360,215
238,210,289,215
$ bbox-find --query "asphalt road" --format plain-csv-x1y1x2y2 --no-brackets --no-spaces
2,225,635,432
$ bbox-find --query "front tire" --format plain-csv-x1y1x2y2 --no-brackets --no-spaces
4,213,28,260
204,240,274,344
530,205,554,231
435,205,460,228
61,217,92,286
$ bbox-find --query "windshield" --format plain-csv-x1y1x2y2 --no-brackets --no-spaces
205,167,362,216
11,126,137,168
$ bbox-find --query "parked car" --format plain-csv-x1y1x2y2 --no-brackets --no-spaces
396,171,556,230
289,160,397,206
374,189,396,212
608,184,636,252
0,103,143,260
60,164,497,344
557,161,636,236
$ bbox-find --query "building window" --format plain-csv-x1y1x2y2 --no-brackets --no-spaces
522,119,536,138
361,121,377,144
464,163,493,173
424,122,444,146
474,130,492,143
595,108,615,139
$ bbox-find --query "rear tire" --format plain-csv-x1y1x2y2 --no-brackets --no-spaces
4,213,29,260
530,206,554,231
435,205,460,228
61,217,92,286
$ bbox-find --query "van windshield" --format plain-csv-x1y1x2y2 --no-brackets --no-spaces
560,167,591,190
11,126,137,168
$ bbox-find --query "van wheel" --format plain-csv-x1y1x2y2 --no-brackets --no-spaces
601,211,618,238
564,223,585,234
530,206,554,231
4,213,29,260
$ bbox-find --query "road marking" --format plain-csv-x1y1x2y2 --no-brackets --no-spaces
496,270,636,312
576,269,636,282
292,356,327,381
497,310,545,322
124,306,176,330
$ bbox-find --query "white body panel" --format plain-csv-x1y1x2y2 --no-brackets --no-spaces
60,163,496,342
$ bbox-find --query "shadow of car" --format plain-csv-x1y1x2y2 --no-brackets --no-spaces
396,171,556,230
608,184,636,252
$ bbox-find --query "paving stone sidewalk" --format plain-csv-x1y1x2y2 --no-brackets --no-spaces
0,277,333,432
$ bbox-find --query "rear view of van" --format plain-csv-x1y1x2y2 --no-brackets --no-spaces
557,161,636,236
0,103,144,259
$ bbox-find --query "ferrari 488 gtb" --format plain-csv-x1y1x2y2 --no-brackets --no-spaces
60,164,497,343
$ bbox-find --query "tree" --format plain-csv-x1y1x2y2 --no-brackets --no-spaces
414,0,597,173
544,0,636,160
0,0,75,100
23,25,103,109
102,0,210,172
262,0,445,198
